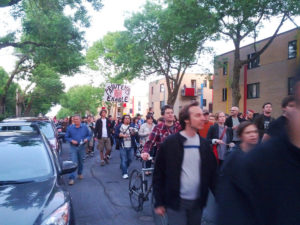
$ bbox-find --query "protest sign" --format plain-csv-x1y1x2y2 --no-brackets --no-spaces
103,83,131,103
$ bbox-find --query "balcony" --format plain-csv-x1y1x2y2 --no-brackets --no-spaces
181,87,198,97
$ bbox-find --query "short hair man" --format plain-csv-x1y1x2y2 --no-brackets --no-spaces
65,114,91,185
254,102,275,140
153,102,217,225
141,105,181,160
94,109,113,166
225,106,245,144
262,96,296,142
199,109,213,138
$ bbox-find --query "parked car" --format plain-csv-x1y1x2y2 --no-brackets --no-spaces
3,117,63,154
0,122,77,225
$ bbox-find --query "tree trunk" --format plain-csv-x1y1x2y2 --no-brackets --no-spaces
231,41,242,107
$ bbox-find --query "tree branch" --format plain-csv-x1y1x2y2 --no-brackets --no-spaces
0,41,51,50
240,11,265,40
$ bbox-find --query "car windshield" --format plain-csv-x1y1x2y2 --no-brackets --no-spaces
38,122,55,139
0,136,53,181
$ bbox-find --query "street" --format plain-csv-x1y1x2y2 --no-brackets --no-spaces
61,143,217,225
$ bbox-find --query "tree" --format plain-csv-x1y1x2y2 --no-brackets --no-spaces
0,67,19,119
60,85,104,116
0,0,103,115
87,1,217,106
202,0,300,107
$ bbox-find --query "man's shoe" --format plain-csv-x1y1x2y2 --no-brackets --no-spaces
100,160,105,166
68,179,75,185
78,175,83,180
104,157,109,164
122,174,129,179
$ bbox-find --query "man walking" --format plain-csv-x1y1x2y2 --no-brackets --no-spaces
141,105,181,160
95,109,113,166
65,114,91,185
153,102,217,225
225,106,245,145
199,109,213,138
254,102,275,140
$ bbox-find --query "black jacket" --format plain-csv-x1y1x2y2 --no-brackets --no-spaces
94,118,113,139
216,133,300,225
153,132,217,210
225,116,245,128
206,124,233,148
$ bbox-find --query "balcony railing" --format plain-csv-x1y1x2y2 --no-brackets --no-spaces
181,87,198,97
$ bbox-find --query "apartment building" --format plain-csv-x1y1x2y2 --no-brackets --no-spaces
149,74,213,117
213,28,300,118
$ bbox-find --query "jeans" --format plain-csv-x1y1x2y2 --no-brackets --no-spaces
69,144,86,180
167,199,203,225
120,147,134,175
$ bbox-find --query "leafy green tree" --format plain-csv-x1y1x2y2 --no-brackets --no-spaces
60,85,104,116
57,107,72,119
0,67,19,118
87,1,217,106
0,0,103,115
201,0,300,106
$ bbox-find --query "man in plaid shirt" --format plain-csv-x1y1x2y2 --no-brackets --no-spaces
141,105,181,160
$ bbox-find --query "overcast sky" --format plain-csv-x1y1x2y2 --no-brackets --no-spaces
0,0,299,116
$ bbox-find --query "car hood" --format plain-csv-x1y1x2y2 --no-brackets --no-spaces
0,176,67,225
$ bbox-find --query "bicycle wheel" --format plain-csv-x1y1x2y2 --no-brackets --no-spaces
129,169,144,211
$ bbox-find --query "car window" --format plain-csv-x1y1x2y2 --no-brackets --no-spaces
0,125,36,132
38,122,55,139
0,137,53,181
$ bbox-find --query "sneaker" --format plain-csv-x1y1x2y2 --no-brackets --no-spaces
78,174,83,180
100,160,105,166
122,174,129,179
104,157,109,164
68,179,75,185
106,155,111,159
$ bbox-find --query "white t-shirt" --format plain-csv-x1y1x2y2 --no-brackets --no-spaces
120,124,131,148
101,118,108,138
179,131,201,200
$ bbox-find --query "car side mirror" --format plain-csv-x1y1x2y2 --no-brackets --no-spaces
61,161,77,175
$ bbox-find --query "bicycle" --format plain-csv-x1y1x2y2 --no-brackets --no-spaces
128,157,154,212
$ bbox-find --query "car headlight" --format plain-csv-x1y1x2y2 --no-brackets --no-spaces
41,202,70,225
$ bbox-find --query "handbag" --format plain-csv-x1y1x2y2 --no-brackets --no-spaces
212,126,227,164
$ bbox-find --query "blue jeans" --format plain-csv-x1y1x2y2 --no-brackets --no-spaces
69,144,86,180
120,147,134,175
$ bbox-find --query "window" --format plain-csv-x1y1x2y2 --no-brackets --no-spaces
288,77,295,95
247,83,260,99
160,100,165,109
138,101,141,112
203,99,207,106
222,88,227,102
160,84,165,92
191,80,196,88
288,40,297,59
223,62,228,75
247,53,260,69
151,86,154,95
203,80,207,88
209,80,213,89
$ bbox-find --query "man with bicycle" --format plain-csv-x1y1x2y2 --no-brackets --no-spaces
141,105,181,161
153,102,217,225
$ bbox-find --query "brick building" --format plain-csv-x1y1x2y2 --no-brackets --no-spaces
148,74,213,118
213,28,300,118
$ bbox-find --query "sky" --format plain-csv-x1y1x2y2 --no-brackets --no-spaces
0,0,299,116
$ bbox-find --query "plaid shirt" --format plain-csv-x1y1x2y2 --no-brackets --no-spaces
142,121,181,153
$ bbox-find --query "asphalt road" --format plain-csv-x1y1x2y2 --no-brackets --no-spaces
61,142,217,225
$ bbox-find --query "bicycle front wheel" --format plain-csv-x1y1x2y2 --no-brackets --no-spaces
129,169,143,211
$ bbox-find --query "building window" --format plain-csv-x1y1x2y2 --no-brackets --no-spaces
247,83,260,99
191,80,196,88
209,80,213,89
138,101,141,112
222,88,227,102
151,86,154,95
203,80,207,88
203,99,207,106
160,100,165,109
288,40,297,59
247,53,260,69
223,62,228,75
288,77,295,95
160,84,165,92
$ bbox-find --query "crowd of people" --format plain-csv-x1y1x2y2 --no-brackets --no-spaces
55,71,300,225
